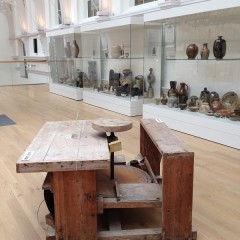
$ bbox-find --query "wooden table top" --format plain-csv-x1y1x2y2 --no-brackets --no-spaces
16,120,110,173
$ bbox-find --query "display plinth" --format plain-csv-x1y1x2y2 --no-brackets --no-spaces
49,83,83,100
143,104,240,149
83,90,143,116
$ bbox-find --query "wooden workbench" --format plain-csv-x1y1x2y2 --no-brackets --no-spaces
16,120,110,240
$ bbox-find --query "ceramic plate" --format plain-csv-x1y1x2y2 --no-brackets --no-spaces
221,92,239,111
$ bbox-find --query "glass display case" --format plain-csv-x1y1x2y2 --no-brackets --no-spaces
81,16,144,116
143,2,240,149
47,28,83,100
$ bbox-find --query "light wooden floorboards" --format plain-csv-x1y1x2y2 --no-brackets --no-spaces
0,84,239,240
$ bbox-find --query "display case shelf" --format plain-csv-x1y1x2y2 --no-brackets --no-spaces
47,28,83,100
165,58,240,61
143,104,240,149
83,89,143,116
49,83,83,100
143,0,240,148
81,16,145,116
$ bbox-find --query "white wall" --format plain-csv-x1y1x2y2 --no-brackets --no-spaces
0,12,16,86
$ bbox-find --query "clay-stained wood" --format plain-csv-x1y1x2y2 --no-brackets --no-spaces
140,119,194,240
140,119,192,154
101,197,161,209
100,183,162,209
140,123,162,175
118,183,161,202
97,166,152,198
92,118,132,132
162,154,194,239
16,120,110,173
98,228,162,240
53,170,97,240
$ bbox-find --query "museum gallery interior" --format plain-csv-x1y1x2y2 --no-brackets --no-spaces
0,0,239,239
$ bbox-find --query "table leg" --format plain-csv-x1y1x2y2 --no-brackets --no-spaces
52,171,97,240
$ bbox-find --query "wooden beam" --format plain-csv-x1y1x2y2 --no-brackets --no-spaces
98,228,162,240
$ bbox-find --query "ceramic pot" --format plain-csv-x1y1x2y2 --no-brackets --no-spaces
71,40,79,57
199,102,211,113
188,96,198,107
213,36,226,59
211,98,222,112
111,45,122,59
200,87,211,104
210,91,220,103
167,96,178,108
154,98,161,105
186,44,198,59
200,43,210,60
147,68,155,84
168,81,178,97
178,82,189,104
160,94,168,105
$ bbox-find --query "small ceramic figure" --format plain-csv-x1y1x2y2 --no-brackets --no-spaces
147,68,155,98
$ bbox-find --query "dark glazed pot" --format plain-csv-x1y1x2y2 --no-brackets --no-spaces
213,36,226,59
186,44,198,59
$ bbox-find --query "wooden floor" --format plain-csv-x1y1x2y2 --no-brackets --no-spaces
0,84,239,240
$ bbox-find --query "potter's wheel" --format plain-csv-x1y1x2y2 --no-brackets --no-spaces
97,165,151,198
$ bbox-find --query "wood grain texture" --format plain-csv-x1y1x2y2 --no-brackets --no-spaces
0,84,238,240
52,171,97,240
140,119,194,240
16,120,110,173
92,118,133,132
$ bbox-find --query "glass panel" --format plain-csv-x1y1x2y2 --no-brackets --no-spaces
49,33,82,88
144,7,240,110
81,22,144,101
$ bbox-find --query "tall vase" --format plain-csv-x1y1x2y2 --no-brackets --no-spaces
200,43,210,60
71,40,79,58
168,81,178,97
213,36,226,59
178,82,189,104
186,44,198,59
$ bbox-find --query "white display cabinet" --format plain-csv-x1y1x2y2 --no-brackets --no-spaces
81,16,144,116
47,27,83,100
143,0,240,149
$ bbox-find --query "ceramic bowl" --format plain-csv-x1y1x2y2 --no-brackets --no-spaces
188,106,199,112
179,103,187,110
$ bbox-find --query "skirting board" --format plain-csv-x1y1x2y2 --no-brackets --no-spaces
49,83,83,100
143,103,240,149
83,90,143,116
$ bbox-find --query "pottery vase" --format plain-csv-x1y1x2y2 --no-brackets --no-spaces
199,102,210,113
211,98,222,112
167,96,178,108
213,36,226,59
160,94,168,105
178,82,189,104
111,45,122,59
71,40,79,58
168,81,178,97
200,87,211,105
200,43,210,60
186,44,198,59
188,96,198,107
